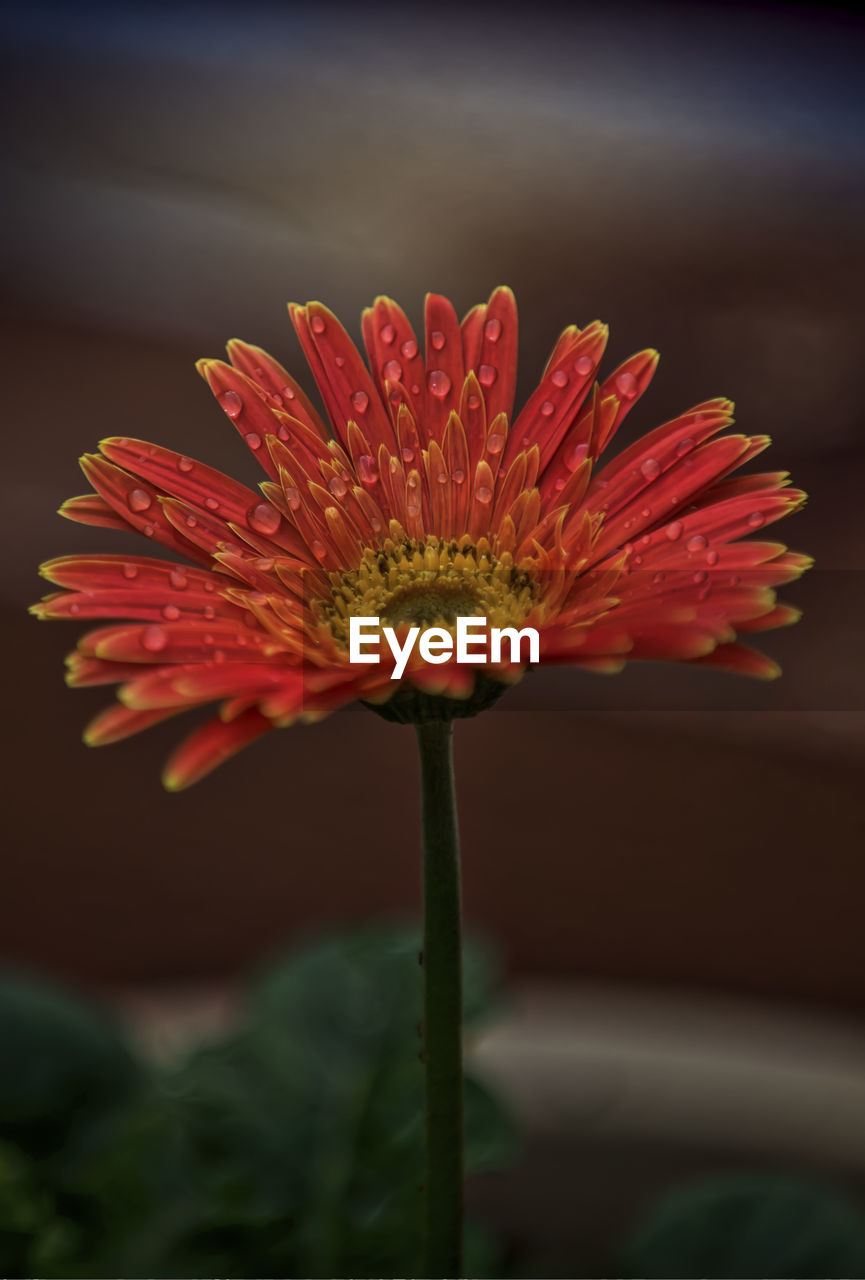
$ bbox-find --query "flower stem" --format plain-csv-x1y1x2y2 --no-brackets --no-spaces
416,719,463,1278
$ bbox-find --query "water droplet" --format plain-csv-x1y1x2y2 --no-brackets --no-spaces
437,471,449,485
219,390,243,418
487,432,505,454
205,497,219,511
177,456,194,473
574,355,593,375
122,564,139,580
203,633,215,645
278,425,290,441
665,520,683,541
380,322,396,345
693,570,708,585
357,455,377,485
428,370,452,398
687,534,708,552
476,484,493,504
144,523,155,537
245,432,262,450
382,359,403,382
281,384,297,401
484,317,502,342
410,383,421,395
311,314,326,334
255,558,275,572
640,458,661,481
69,602,80,614
248,501,281,535
452,469,465,485
311,540,327,561
615,371,638,400
204,580,215,592
641,506,652,518
624,518,634,530
564,441,588,471
401,338,418,359
401,446,415,463
748,511,765,527
431,330,446,350
329,475,348,499
467,394,481,411
169,568,188,590
284,486,301,510
335,355,346,368
478,364,497,387
271,393,283,407
406,495,422,517
540,400,555,417
128,488,151,513
676,437,695,457
141,625,168,653
204,605,216,620
162,604,181,621
554,478,565,492
653,572,665,584
706,549,719,566
551,369,569,388
351,390,369,413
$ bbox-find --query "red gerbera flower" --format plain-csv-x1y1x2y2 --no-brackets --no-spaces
33,287,810,789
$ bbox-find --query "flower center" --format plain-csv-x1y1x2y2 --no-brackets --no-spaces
318,535,536,652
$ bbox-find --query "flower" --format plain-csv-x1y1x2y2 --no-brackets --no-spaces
33,288,810,788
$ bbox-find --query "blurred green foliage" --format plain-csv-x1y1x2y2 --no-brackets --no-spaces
0,927,514,1278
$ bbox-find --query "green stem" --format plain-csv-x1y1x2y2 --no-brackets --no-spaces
416,719,463,1278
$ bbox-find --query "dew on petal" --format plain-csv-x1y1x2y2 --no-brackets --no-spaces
540,400,555,417
406,495,422,517
665,520,683,541
382,359,403,382
245,432,262,451
203,633,215,645
380,322,396,345
574,355,593,375
357,455,378,485
437,471,449,485
693,570,708,584
428,369,452,398
204,605,216,620
219,390,243,418
476,485,493,504
351,390,369,413
676,438,695,457
248,501,281,535
652,571,665,584
285,487,301,510
169,568,188,590
452,469,465,485
748,511,765,527
554,478,565,492
478,364,497,387
615,371,638,400
467,394,482,410
487,431,505,454
401,338,418,359
410,383,421,395
564,441,588,471
141,625,168,653
401,446,415,463
177,456,194,473
311,315,326,335
311,540,328,561
281,385,297,401
162,604,181,621
706,549,719,566
640,458,661,481
431,330,446,351
484,317,502,342
335,355,346,368
687,534,708,552
122,564,139,580
329,476,348,499
551,369,569,388
205,497,220,511
127,488,151,513
641,506,652,518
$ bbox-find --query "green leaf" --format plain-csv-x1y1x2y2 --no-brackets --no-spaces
620,1175,865,1280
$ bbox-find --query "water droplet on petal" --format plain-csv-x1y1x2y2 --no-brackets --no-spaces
203,633,215,645
357,455,377,485
311,314,326,334
554,478,565,492
476,484,493,504
311,540,328,561
69,602,80,614
540,400,555,417
329,475,348,498
551,369,569,387
248,501,281,535
278,425,290,441
406,495,422,517
141,625,168,653
204,580,215,592
204,605,216,620
219,390,243,418
676,437,695,456
177,456,194,473
478,364,497,387
666,520,683,541
122,564,139,580
641,506,652,518
428,369,452,398
285,487,301,510
271,393,283,407
706,549,719,566
128,488,151,513
162,604,181,621
574,355,593,375
687,534,708,552
484,317,502,342
431,330,446,350
169,568,188,590
401,338,418,359
564,441,588,471
748,511,765,527
205,497,220,511
640,458,661,481
437,471,448,485
401,446,415,463
693,570,707,585
653,571,665,584
452,469,465,485
245,432,262,450
281,384,297,401
351,390,369,413
487,432,505,454
380,322,396,345
467,394,481,410
382,359,403,382
615,371,639,399
335,355,346,368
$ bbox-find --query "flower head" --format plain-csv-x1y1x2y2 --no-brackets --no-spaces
33,288,810,788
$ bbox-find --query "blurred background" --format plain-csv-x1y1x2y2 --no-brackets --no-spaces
2,1,865,1274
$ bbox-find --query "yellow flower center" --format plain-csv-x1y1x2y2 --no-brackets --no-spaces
317,535,536,652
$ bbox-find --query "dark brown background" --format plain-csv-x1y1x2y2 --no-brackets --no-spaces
3,0,864,1005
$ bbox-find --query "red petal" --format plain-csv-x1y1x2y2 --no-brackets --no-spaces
84,703,185,746
162,707,274,790
79,455,213,565
423,294,465,442
226,338,328,439
471,287,519,424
